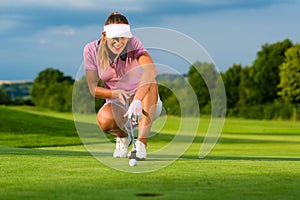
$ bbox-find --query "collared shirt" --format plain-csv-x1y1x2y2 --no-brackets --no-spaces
83,36,147,96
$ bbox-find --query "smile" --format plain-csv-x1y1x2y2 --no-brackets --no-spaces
114,46,122,51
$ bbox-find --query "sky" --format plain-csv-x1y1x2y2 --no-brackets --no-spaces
1,0,300,80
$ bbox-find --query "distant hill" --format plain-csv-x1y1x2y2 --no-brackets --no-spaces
156,73,188,88
0,80,33,100
157,73,187,82
0,74,187,101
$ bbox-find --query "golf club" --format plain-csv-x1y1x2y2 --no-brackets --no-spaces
128,118,137,159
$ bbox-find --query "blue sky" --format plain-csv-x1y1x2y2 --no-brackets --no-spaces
1,0,300,80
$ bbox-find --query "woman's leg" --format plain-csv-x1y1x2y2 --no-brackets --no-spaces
98,102,133,158
97,102,128,138
97,83,159,145
137,83,159,145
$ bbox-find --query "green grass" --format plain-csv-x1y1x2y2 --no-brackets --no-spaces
0,106,81,148
0,106,300,199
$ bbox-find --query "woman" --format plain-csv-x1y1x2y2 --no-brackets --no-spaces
83,12,162,160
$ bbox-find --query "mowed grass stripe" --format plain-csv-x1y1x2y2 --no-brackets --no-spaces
1,106,300,199
220,133,300,143
1,145,300,200
0,106,81,147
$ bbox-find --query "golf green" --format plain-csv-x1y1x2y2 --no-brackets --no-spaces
0,106,299,199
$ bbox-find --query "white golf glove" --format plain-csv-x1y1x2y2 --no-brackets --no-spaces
124,100,142,125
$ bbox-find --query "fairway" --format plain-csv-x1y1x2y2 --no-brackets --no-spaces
0,106,300,199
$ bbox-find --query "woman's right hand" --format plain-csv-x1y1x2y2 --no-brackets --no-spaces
112,90,130,105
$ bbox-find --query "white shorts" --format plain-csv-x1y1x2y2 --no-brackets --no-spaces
105,95,162,120
104,95,162,133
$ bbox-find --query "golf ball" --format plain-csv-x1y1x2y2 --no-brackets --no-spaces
129,159,137,167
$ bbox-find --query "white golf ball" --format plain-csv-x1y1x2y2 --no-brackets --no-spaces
129,159,137,167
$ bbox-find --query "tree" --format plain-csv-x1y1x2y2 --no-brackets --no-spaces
72,76,105,114
30,68,74,111
188,61,218,113
0,89,10,105
157,79,181,116
278,44,300,120
236,66,259,117
252,39,293,104
222,64,243,109
211,75,227,117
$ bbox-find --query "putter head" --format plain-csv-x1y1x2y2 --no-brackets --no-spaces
128,149,137,159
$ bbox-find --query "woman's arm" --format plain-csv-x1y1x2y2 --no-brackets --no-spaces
134,52,158,101
86,70,111,99
86,70,129,105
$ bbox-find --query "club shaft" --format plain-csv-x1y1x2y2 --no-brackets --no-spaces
130,119,136,149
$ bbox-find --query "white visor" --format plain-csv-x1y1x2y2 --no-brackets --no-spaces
103,24,132,38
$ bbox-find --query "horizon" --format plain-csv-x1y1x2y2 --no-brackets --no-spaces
1,0,300,80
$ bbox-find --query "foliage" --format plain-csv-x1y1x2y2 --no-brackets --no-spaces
278,43,300,120
232,99,293,120
0,81,34,106
278,44,300,104
72,76,105,114
0,89,10,105
211,75,227,117
222,64,242,108
30,68,74,112
0,81,33,100
218,39,300,120
236,66,256,106
3,39,298,120
9,98,34,106
187,61,218,114
251,39,293,104
157,74,182,116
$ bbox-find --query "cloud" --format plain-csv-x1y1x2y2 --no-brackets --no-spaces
0,0,145,37
52,27,76,36
0,15,23,31
1,0,297,40
1,0,300,80
2,0,297,29
147,0,300,72
38,39,48,45
141,0,297,17
0,0,120,9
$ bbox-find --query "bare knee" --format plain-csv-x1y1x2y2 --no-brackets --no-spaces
97,112,114,132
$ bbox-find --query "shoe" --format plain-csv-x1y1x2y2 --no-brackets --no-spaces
128,140,147,160
113,136,132,158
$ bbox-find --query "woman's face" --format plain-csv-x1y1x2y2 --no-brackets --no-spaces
106,37,129,55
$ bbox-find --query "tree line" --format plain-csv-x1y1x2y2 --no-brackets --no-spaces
0,82,33,106
156,39,300,120
0,39,299,120
223,39,300,120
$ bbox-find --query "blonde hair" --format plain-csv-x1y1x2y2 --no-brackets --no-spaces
97,12,129,71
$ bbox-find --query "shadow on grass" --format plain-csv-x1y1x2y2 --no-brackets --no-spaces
223,132,300,136
2,145,300,163
0,146,178,162
181,154,300,161
0,146,92,157
151,132,300,144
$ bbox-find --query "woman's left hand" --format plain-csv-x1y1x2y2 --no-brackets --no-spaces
112,89,130,105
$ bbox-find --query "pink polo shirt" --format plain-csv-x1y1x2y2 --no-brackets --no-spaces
83,36,147,96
